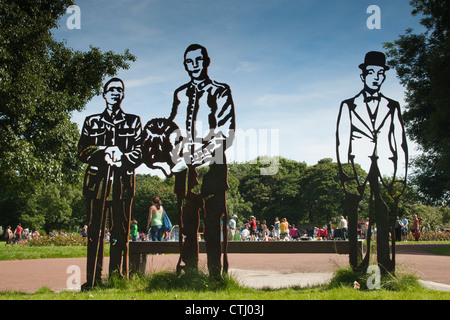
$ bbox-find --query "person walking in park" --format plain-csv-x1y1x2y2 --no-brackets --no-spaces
249,216,257,241
130,220,139,242
280,218,289,240
401,215,409,241
147,196,165,242
14,224,23,243
5,226,14,245
339,216,348,240
228,215,238,241
273,217,280,240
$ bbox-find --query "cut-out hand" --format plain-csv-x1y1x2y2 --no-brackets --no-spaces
105,146,123,167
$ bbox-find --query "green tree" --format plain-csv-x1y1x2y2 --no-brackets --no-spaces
298,158,354,224
20,181,85,231
236,157,308,224
383,0,450,204
0,0,136,230
132,174,177,234
226,169,253,220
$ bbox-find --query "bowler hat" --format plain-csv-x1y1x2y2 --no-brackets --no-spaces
359,51,390,70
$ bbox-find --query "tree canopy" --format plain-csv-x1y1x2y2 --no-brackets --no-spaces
384,0,450,204
0,0,135,230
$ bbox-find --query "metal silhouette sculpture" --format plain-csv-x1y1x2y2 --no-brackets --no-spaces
142,44,236,277
336,51,408,274
78,78,143,289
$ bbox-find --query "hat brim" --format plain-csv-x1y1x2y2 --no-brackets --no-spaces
359,63,390,71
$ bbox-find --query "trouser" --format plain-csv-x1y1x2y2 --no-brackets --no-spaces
204,192,228,276
109,198,133,278
175,163,229,276
342,228,348,240
85,198,107,287
85,197,132,287
150,225,164,241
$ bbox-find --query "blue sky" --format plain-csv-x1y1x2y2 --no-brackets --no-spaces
53,0,424,177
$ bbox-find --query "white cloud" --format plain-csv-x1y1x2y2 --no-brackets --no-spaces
125,75,167,88
233,61,264,73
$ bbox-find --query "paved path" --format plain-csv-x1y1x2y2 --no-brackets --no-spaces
0,244,449,293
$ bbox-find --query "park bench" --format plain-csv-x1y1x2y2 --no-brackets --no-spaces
129,240,363,274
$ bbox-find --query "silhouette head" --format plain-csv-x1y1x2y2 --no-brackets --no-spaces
103,77,125,106
184,44,210,81
359,52,389,92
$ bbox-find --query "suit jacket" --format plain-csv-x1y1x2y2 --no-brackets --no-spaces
78,107,143,201
336,90,407,194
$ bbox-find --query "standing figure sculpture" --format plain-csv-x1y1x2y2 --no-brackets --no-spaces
169,44,236,277
78,78,143,288
336,51,408,273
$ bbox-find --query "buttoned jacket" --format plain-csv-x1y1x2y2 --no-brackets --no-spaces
336,90,407,194
78,108,143,200
169,77,236,165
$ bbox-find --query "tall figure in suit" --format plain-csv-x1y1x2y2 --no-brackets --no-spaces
336,51,408,273
169,44,236,277
78,78,143,288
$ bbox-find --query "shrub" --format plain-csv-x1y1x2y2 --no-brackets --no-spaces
328,266,421,291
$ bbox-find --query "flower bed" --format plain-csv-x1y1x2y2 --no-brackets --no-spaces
27,232,87,247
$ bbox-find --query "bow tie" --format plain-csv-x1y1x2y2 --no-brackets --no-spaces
364,96,380,103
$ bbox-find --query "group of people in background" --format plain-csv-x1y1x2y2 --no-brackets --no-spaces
228,216,348,242
226,214,423,242
357,214,421,242
396,214,421,242
5,211,423,245
4,224,40,245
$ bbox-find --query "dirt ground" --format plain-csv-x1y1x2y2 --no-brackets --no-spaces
0,244,449,293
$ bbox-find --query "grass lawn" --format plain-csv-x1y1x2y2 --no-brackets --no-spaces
0,241,449,300
1,270,450,301
0,261,449,301
0,241,109,260
2,285,450,301
428,245,450,256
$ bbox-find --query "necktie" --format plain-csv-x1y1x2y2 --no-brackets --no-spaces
364,96,380,103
